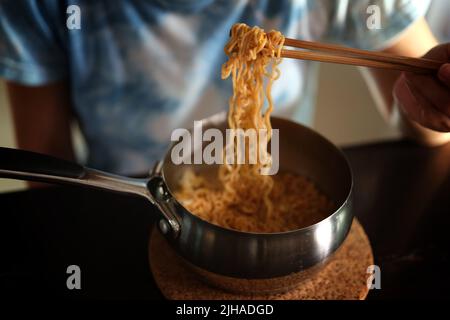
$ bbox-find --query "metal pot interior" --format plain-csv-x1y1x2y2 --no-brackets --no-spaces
162,113,352,217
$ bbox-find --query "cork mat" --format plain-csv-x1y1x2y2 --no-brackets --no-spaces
149,219,373,300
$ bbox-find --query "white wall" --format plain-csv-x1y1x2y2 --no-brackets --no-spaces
0,81,26,192
314,63,399,145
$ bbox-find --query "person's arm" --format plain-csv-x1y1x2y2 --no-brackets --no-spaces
6,80,75,187
362,17,450,146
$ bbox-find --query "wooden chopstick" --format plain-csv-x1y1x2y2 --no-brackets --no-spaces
281,49,431,73
282,38,444,73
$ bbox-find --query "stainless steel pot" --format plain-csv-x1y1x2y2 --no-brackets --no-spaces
0,113,353,294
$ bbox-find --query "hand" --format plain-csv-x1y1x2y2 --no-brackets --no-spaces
394,43,450,132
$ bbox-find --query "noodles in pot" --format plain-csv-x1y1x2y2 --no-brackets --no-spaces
175,23,334,233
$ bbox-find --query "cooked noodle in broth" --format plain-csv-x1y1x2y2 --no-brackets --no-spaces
175,23,334,233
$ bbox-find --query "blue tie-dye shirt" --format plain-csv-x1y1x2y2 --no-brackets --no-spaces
0,0,429,174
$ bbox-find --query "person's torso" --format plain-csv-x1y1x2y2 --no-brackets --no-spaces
65,0,331,173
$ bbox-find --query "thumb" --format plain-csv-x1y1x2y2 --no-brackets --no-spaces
438,63,450,88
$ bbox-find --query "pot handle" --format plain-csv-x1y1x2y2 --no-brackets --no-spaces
0,147,85,179
146,166,182,237
0,147,181,237
0,147,151,196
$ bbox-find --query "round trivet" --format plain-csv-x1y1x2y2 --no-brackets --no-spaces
149,219,373,300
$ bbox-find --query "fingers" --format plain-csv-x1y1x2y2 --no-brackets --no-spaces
404,72,450,117
438,63,450,88
395,43,450,132
421,43,450,61
394,74,450,132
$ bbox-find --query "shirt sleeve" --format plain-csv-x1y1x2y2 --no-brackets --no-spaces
0,0,67,85
324,0,431,50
